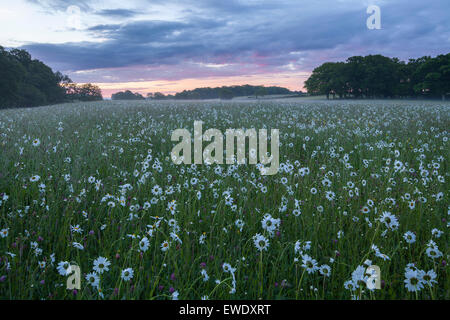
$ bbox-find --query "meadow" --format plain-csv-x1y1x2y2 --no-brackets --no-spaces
0,99,448,300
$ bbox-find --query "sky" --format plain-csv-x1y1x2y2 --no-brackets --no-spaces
0,0,449,97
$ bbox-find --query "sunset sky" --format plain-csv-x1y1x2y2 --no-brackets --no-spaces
1,0,449,97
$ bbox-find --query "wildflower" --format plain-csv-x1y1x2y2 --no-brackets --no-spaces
86,272,100,288
351,265,368,288
344,280,356,291
301,254,318,274
139,237,150,252
161,240,170,252
56,261,72,276
379,211,399,230
361,206,370,214
30,175,40,182
70,225,83,234
0,228,8,238
199,233,206,244
253,233,269,251
325,191,335,201
426,246,442,259
93,256,111,274
201,269,209,282
319,265,331,277
422,270,437,287
72,242,84,250
403,231,416,244
121,268,134,281
222,263,236,274
404,269,424,292
32,138,41,147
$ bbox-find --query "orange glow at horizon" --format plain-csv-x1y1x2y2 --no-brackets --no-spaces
90,72,311,98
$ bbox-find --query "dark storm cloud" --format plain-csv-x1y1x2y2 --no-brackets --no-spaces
23,8,362,70
22,0,450,82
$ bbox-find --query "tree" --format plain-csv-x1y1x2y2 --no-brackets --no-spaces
304,53,450,100
111,90,145,100
359,55,399,98
344,56,366,98
173,85,293,100
255,87,267,99
78,83,103,101
0,47,25,108
63,83,103,101
305,62,346,99
153,92,166,100
0,46,77,109
219,88,234,100
413,54,450,100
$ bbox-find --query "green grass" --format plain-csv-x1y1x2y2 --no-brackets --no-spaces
0,100,448,300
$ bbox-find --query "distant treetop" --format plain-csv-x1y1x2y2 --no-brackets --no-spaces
171,85,297,100
305,53,450,100
111,90,145,100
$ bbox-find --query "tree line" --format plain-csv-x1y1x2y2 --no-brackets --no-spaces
119,85,298,101
0,46,102,109
173,85,295,100
3,46,449,108
112,85,297,101
305,53,450,100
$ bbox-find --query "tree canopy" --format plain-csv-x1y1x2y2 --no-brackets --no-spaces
0,46,103,109
63,83,103,102
305,53,450,100
111,90,145,100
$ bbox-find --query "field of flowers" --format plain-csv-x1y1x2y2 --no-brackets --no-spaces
0,100,448,300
